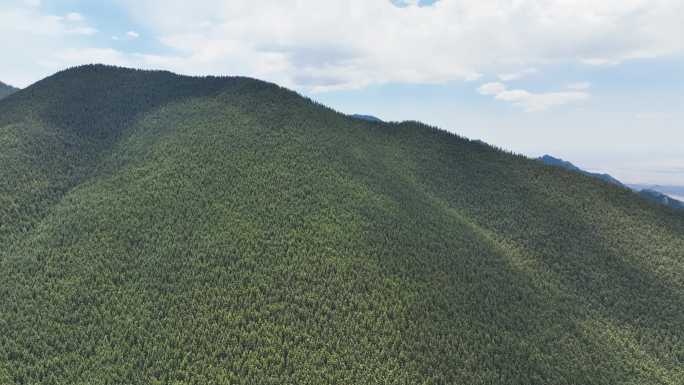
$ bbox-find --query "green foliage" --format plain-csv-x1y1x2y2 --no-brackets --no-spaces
1,65,683,384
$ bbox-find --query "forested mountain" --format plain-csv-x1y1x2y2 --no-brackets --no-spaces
1,65,683,385
0,80,18,100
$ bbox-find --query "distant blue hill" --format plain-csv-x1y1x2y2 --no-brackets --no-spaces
538,155,624,186
538,155,683,210
0,80,19,100
637,189,684,210
351,114,383,123
627,184,684,201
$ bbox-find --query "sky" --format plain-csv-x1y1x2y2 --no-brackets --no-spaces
1,0,682,185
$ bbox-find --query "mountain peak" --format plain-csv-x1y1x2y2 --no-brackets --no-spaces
538,154,583,173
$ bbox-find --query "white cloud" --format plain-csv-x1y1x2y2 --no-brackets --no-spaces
1,0,683,90
635,112,670,120
464,73,483,82
478,82,589,112
65,12,83,22
112,0,683,91
497,90,589,112
567,82,591,90
67,26,97,35
477,82,507,96
62,12,96,35
0,2,99,86
498,68,537,81
581,58,621,66
111,31,140,41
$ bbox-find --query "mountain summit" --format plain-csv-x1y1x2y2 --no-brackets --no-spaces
1,65,683,384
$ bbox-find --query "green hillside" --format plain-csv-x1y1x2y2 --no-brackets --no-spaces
1,65,683,385
0,81,19,100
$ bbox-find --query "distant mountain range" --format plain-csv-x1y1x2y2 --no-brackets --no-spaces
538,155,624,186
627,184,684,202
351,114,383,123
635,189,684,210
0,81,19,100
538,155,683,210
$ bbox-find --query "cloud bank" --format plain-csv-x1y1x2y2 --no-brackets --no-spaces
478,82,589,112
1,0,682,90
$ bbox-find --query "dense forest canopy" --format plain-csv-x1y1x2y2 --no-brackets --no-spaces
1,65,683,384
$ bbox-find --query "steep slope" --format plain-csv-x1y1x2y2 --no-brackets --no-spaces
1,65,683,385
0,80,19,100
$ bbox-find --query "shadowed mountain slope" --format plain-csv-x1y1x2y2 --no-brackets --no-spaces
1,65,683,385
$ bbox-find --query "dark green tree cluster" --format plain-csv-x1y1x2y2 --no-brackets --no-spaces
1,65,682,384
